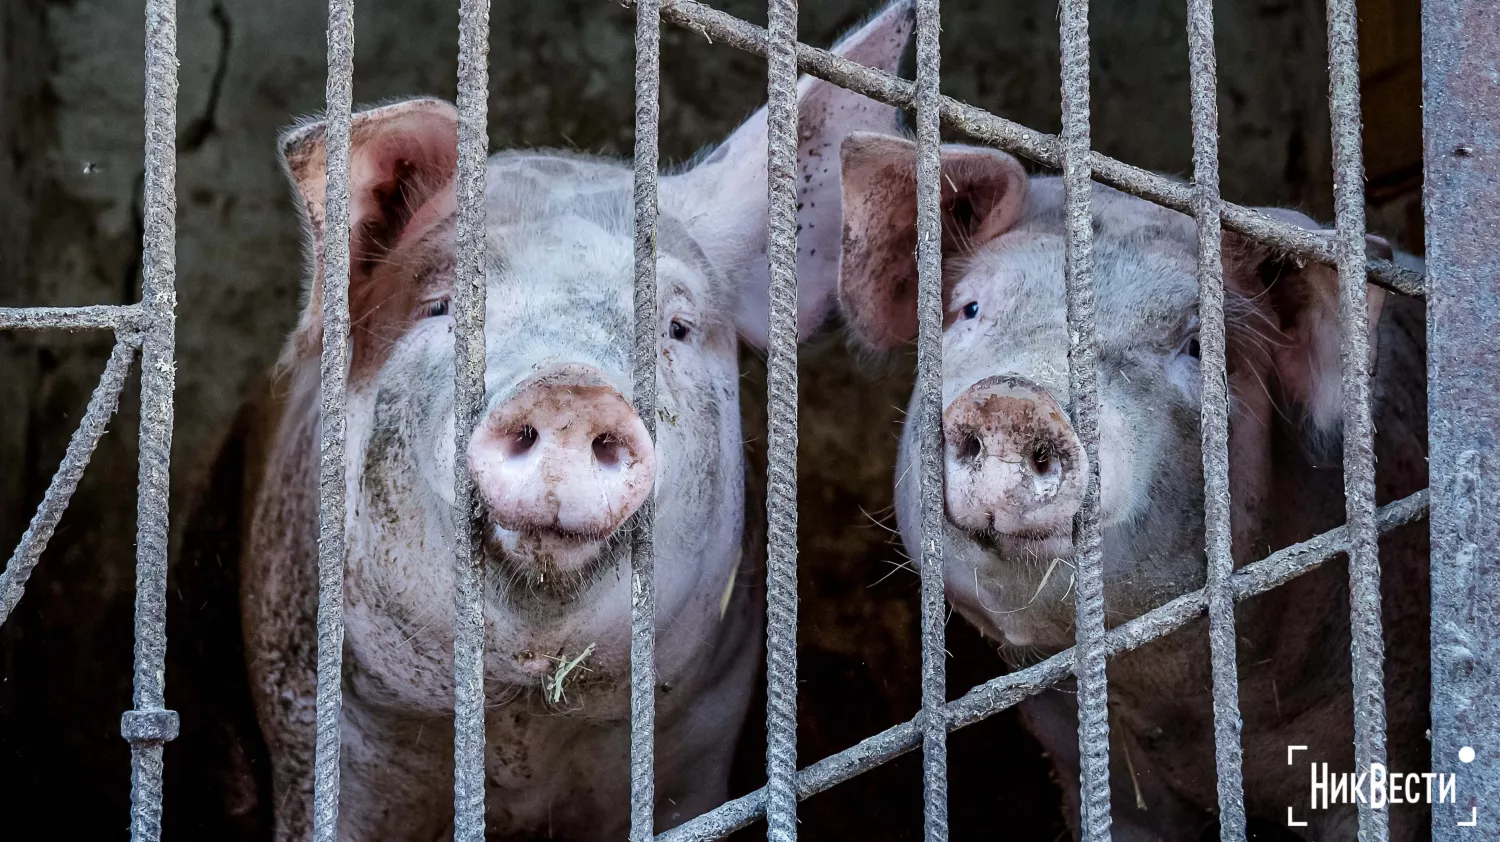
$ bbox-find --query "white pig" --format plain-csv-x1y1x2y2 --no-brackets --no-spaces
188,6,917,840
835,132,1429,841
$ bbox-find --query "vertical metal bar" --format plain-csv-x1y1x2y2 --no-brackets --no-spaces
1423,0,1500,836
912,0,949,839
1058,0,1111,838
763,0,800,838
452,0,491,838
125,0,179,837
1185,0,1246,837
629,0,661,837
312,0,354,839
1,340,136,627
1325,2,1387,839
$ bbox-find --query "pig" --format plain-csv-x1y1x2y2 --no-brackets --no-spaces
834,132,1429,841
166,6,917,841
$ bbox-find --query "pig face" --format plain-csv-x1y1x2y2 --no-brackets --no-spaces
837,133,1389,655
270,5,914,705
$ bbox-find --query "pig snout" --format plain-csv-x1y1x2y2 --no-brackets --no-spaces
943,375,1088,538
469,364,655,540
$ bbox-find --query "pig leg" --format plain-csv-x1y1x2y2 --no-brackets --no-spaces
1021,688,1211,841
335,701,453,842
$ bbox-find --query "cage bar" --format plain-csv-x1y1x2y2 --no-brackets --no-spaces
1184,0,1247,837
124,0,181,838
652,0,1424,300
1422,0,1500,835
910,0,949,839
0,339,137,627
0,305,145,331
452,0,492,838
762,0,802,839
629,0,662,837
311,0,355,839
1057,0,1112,836
1325,0,1388,838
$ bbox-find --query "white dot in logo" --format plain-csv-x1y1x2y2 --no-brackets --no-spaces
1460,746,1476,764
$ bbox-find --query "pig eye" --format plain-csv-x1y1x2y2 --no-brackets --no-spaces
424,297,451,319
669,319,691,342
961,301,980,320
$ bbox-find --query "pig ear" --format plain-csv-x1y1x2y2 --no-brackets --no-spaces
837,132,1028,350
278,97,459,360
662,0,915,348
1222,209,1389,433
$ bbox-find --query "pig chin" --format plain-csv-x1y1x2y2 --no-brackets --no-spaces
483,522,627,601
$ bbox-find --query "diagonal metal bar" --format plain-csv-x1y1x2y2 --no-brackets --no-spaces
0,305,146,331
125,0,180,836
1185,0,1246,836
312,0,355,839
911,0,948,839
654,0,1424,300
1325,0,1387,838
452,0,491,838
0,339,137,627
763,0,801,839
656,490,1430,842
1057,0,1112,836
629,0,661,837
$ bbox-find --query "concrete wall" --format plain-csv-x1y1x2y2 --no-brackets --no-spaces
0,0,1422,837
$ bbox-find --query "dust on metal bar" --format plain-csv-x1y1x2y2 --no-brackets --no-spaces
1422,0,1500,835
0,340,137,627
911,0,949,838
1185,0,1246,836
1325,1,1388,838
762,0,802,838
654,0,1424,300
312,0,355,839
629,0,662,837
452,0,491,838
659,491,1431,842
0,304,145,331
125,0,180,838
1057,0,1112,836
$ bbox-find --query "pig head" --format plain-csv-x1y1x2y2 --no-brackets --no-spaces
836,133,1430,841
237,5,915,841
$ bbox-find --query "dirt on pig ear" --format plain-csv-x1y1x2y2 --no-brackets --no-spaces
277,97,460,368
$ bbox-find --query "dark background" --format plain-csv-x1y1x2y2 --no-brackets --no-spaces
0,0,1423,838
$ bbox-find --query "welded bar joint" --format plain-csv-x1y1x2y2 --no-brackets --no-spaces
629,0,662,837
1185,0,1247,836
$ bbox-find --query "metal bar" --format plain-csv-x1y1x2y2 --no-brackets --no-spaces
124,0,179,836
1422,0,1500,834
762,0,800,838
1325,1,1387,838
658,491,1431,842
1058,0,1112,837
0,304,145,331
653,0,1425,300
1185,0,1246,836
0,340,137,627
629,0,661,836
312,0,354,838
911,0,948,839
452,0,491,838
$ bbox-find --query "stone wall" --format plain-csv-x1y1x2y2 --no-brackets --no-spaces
0,0,1422,837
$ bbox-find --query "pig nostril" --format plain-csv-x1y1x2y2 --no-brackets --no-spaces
1030,442,1056,476
592,433,623,468
504,425,539,458
956,431,983,464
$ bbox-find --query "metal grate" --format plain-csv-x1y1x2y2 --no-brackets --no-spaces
2,0,1496,840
